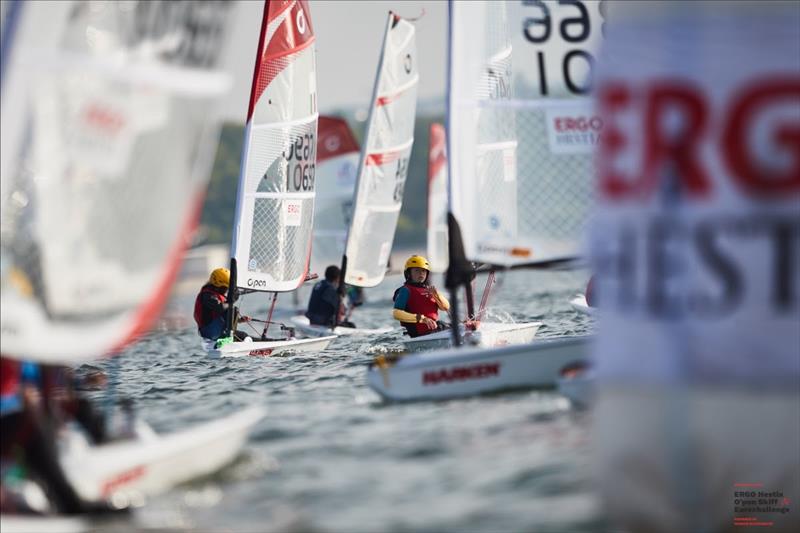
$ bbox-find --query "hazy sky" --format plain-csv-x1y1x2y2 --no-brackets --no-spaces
220,0,447,121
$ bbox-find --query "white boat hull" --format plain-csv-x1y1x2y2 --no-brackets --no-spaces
289,315,394,338
0,515,89,533
557,372,594,409
569,295,595,316
402,322,541,352
60,406,264,503
368,335,591,402
203,335,336,358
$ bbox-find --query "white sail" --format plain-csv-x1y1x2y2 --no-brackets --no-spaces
343,13,418,287
448,0,604,267
231,0,318,293
0,0,235,363
310,116,360,275
427,123,448,273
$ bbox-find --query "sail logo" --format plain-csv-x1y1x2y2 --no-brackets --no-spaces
546,107,602,154
422,363,501,385
247,278,267,288
296,8,307,35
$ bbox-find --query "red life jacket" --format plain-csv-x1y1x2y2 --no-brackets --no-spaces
398,282,439,336
193,285,226,329
0,358,21,405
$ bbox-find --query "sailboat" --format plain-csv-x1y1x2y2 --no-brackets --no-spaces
367,0,605,401
291,11,419,338
204,0,336,358
0,0,263,526
406,122,541,352
288,116,392,337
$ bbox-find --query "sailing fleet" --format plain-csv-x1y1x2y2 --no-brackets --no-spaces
4,0,791,530
0,0,596,524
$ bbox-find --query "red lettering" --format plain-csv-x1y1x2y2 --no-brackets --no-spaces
101,465,146,496
421,363,501,386
642,82,710,198
600,81,710,199
598,82,633,197
723,78,800,197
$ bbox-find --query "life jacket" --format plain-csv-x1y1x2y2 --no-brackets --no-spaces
393,282,439,336
0,358,22,416
193,284,226,329
305,280,338,326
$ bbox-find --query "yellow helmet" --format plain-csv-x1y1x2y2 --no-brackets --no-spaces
404,255,430,271
209,267,230,288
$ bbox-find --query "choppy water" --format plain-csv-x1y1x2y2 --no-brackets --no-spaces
88,269,606,532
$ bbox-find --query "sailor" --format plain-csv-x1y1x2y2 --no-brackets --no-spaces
0,358,119,515
305,265,354,328
392,255,450,337
193,268,250,341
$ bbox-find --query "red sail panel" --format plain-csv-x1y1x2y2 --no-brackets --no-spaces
428,123,446,188
366,149,405,167
248,0,315,121
317,116,359,164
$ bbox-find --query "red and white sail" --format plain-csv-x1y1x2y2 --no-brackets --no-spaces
231,0,318,293
310,116,360,275
0,1,235,363
427,123,448,273
343,13,418,287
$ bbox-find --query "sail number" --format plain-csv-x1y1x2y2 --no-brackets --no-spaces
282,133,316,192
521,0,606,96
393,157,409,201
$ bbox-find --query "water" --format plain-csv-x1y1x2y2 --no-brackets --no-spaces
89,269,606,532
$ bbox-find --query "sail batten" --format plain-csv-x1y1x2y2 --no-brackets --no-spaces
342,13,418,288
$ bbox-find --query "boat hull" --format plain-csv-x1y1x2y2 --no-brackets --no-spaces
557,372,594,409
60,406,265,503
569,295,595,316
368,335,591,402
402,322,541,352
203,335,337,358
289,315,394,338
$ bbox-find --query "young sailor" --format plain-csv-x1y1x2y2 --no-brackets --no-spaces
305,265,354,328
392,255,450,337
193,268,250,341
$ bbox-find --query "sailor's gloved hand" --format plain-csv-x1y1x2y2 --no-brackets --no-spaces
240,315,252,322
420,316,438,330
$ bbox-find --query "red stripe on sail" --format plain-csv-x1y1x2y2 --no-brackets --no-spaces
376,83,412,107
428,123,446,184
317,116,360,163
248,0,315,121
366,150,404,166
108,189,207,356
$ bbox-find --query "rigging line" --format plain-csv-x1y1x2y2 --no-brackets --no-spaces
262,292,278,338
477,270,496,321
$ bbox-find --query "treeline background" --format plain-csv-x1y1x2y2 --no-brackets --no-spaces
197,112,445,250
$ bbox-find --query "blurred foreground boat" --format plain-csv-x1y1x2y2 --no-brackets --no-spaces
0,0,263,523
